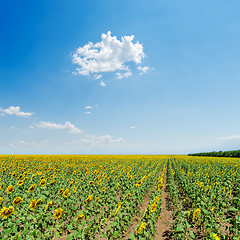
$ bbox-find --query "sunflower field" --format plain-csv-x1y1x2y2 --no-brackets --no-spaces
0,155,166,239
0,155,239,240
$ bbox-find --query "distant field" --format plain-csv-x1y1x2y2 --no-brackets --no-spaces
0,155,239,239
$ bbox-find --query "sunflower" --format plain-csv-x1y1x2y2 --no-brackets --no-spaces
29,199,37,210
73,187,77,193
53,207,63,219
18,174,23,179
95,197,100,203
136,180,142,187
102,187,106,192
80,178,84,182
58,189,63,194
76,214,85,221
138,222,146,234
0,197,3,203
40,179,47,186
127,193,131,198
62,189,70,198
89,181,94,185
98,180,102,185
6,185,14,194
18,180,23,186
85,195,93,203
12,172,17,177
45,201,53,210
69,182,73,188
192,208,201,221
75,180,78,183
12,197,23,206
50,180,55,185
28,184,37,193
0,206,14,219
36,198,42,207
24,177,28,181
150,203,157,213
0,183,4,190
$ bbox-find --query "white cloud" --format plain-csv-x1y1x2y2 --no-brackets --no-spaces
72,31,145,78
9,139,49,148
73,134,123,146
85,112,91,114
100,81,106,87
36,121,82,134
137,66,149,75
10,126,15,130
85,106,92,109
219,135,240,140
130,126,136,129
94,74,102,80
0,106,33,117
116,70,132,79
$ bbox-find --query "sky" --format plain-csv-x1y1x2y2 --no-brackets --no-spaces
1,0,240,154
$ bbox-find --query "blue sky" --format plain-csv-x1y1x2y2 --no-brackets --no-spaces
1,0,240,154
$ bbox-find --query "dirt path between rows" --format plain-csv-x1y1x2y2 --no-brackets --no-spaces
154,163,174,240
121,167,163,239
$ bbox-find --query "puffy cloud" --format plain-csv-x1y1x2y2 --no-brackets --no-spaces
116,70,132,79
219,135,240,140
85,112,91,114
100,81,106,87
0,106,33,117
36,121,82,134
73,134,123,146
130,126,136,129
9,139,49,148
72,31,145,78
85,106,92,109
137,66,149,75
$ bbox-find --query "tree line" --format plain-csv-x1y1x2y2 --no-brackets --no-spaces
188,150,240,158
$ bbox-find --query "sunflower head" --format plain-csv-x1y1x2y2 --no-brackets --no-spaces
76,214,85,221
102,187,106,192
40,179,47,187
6,185,14,194
18,180,23,186
29,199,37,210
89,181,94,185
0,183,4,190
0,206,14,219
53,207,63,219
28,184,37,193
12,197,23,206
63,189,70,198
58,189,63,194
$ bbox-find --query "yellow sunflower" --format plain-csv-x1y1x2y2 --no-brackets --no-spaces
0,206,14,219
62,189,70,198
0,183,4,190
29,199,37,210
36,198,42,207
53,207,63,219
89,181,94,185
85,195,93,203
12,197,23,206
80,178,84,182
102,187,106,192
40,179,47,186
28,184,37,193
76,214,85,221
6,185,14,194
58,189,63,194
18,180,23,186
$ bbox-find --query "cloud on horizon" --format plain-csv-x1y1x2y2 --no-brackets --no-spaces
219,135,240,141
72,134,123,146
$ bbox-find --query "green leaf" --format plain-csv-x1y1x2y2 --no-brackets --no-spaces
189,230,195,239
175,224,185,233
128,232,137,240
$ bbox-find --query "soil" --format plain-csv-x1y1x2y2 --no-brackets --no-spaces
154,165,174,240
